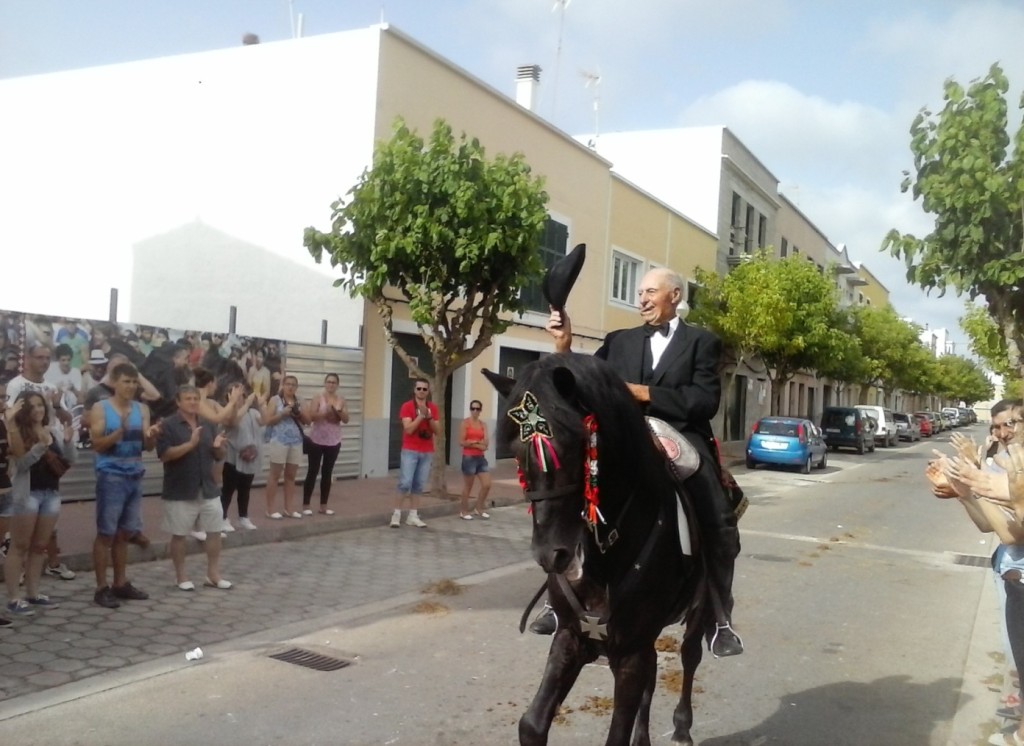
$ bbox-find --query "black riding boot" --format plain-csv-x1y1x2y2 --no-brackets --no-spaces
529,603,558,635
705,527,742,657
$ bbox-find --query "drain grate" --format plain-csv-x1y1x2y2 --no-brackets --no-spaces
951,553,991,569
269,648,353,672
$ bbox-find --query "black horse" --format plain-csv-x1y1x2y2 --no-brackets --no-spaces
485,352,710,746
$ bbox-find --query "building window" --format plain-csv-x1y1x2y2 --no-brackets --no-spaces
730,192,743,255
780,237,788,258
521,217,568,312
687,281,701,309
744,205,755,254
758,215,767,249
611,251,640,304
792,245,799,256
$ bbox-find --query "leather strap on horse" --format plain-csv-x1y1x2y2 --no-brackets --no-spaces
519,580,551,634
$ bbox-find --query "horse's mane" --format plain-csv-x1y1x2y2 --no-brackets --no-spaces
501,353,664,501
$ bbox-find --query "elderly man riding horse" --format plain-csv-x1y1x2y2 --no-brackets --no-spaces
541,265,743,657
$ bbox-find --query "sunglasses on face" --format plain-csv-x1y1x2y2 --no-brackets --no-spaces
415,387,429,392
470,407,481,411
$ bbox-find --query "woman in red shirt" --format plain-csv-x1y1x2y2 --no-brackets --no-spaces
459,400,491,519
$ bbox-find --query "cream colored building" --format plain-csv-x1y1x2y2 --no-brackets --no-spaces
0,23,721,476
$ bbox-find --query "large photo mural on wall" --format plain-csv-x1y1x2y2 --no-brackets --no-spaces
0,309,287,439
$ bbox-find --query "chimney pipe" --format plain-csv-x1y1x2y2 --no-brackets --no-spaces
516,64,541,111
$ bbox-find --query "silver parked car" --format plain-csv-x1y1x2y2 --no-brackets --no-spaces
893,412,921,442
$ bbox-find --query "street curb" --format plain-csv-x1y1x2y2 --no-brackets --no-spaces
946,560,1006,746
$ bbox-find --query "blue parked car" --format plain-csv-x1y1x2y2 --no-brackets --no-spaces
746,416,828,474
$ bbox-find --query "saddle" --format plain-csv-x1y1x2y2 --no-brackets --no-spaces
645,417,700,557
645,416,700,481
647,416,748,521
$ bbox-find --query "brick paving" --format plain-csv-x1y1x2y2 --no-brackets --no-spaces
0,461,532,705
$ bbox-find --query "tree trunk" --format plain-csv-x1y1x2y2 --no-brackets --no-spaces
429,367,451,499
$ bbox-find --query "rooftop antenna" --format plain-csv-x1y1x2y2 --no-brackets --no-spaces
551,0,571,123
581,67,601,147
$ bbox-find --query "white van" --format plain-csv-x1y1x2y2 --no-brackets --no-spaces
941,407,962,427
855,405,898,447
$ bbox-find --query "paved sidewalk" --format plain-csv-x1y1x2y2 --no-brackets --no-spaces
0,461,530,706
11,459,527,578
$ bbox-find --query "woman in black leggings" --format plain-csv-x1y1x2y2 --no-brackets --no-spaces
302,374,349,515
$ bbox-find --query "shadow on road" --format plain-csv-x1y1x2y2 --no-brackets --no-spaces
700,675,965,746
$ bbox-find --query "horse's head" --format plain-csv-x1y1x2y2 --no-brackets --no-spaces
484,354,649,576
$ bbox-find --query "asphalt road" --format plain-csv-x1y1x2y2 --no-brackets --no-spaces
0,425,1010,745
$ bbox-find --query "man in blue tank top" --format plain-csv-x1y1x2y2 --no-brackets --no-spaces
88,363,161,609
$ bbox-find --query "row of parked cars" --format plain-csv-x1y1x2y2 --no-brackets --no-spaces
745,404,978,473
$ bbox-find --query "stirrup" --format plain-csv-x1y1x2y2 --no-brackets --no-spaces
708,622,743,657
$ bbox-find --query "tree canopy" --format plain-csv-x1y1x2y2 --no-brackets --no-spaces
690,251,848,415
848,305,929,400
884,63,1024,375
304,117,549,493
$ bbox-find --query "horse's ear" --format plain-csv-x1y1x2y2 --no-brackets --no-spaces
481,368,516,398
551,366,578,402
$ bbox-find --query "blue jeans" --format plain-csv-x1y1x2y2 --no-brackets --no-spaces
17,489,61,517
398,450,432,495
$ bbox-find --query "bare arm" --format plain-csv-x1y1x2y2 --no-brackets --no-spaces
546,308,573,353
89,402,123,453
136,372,161,402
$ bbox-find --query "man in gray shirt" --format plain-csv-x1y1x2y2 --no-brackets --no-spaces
157,385,232,591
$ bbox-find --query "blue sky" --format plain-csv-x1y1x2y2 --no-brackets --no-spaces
3,0,1023,351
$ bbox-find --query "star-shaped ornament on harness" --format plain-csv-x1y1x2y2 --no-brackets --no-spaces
508,391,554,442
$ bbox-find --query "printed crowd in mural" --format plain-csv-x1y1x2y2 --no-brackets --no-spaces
0,310,287,443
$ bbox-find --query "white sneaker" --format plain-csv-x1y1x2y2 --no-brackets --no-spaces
45,563,77,580
190,531,208,541
238,517,258,530
302,508,314,516
406,513,427,528
221,520,236,532
389,510,402,528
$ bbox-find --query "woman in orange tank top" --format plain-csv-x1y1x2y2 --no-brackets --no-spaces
459,399,491,519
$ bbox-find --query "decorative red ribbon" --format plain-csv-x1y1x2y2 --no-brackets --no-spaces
583,414,601,527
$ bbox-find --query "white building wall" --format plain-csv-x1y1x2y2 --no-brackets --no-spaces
0,27,381,339
583,127,725,233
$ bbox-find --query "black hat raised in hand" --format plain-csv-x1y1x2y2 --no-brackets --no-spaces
541,243,586,315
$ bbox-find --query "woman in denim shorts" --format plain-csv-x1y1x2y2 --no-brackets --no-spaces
458,400,491,520
4,391,75,618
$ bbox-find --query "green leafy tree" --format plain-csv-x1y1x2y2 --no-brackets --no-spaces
884,63,1024,375
690,251,845,416
933,354,994,405
813,309,870,404
305,118,549,494
848,305,929,404
961,302,1021,390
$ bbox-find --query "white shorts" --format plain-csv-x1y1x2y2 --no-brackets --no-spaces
268,441,303,466
162,497,223,536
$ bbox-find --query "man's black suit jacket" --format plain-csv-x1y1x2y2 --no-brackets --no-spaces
595,322,722,462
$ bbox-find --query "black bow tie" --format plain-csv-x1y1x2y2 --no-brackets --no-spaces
644,322,670,338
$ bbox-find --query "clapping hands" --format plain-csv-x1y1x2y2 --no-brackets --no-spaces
949,432,982,468
993,442,1024,520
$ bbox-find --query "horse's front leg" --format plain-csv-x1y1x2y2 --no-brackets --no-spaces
630,668,656,746
671,623,705,746
519,630,593,746
607,646,656,746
